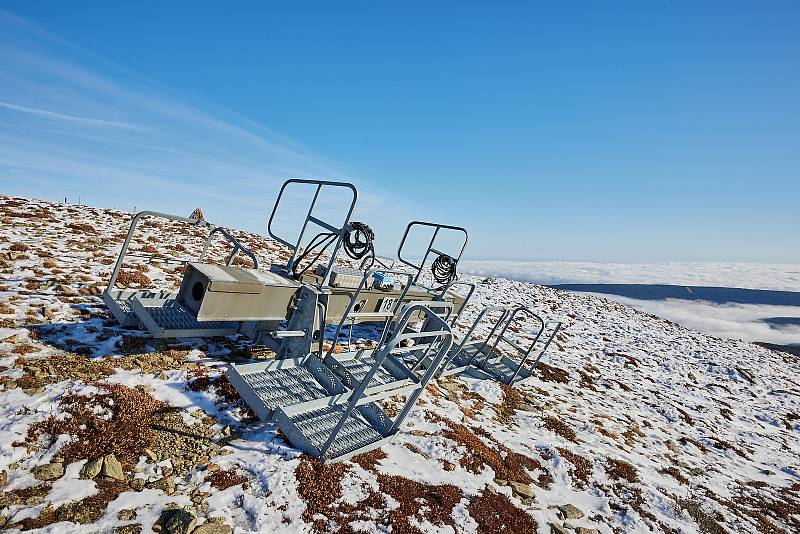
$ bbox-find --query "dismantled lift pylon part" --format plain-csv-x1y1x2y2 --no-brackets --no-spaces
99,177,564,461
226,303,453,462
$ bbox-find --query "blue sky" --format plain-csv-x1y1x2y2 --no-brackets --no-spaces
1,2,798,262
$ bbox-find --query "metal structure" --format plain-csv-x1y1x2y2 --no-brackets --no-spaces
437,304,562,384
102,210,259,337
227,304,453,462
99,178,565,461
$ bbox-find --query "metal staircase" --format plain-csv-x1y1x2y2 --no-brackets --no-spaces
226,304,453,462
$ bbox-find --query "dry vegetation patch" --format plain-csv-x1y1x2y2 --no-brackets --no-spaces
27,383,167,464
468,488,538,534
535,362,570,383
429,413,548,487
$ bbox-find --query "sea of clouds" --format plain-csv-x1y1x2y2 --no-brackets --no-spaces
461,261,800,345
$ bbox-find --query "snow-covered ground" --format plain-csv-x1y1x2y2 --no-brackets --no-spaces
2,195,800,534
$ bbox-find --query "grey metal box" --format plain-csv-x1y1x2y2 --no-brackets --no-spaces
177,263,300,322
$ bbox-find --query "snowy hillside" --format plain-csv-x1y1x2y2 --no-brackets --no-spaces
1,195,799,534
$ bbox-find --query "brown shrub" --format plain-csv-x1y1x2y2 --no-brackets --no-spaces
606,458,638,483
557,447,593,488
207,468,249,491
497,383,522,423
468,489,538,534
115,270,152,288
66,222,97,234
10,242,29,252
432,414,546,486
535,363,570,383
543,415,577,442
377,473,462,533
27,383,168,464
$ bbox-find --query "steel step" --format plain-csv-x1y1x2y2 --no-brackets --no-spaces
130,297,239,338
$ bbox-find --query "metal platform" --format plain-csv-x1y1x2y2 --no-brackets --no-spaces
436,305,562,384
227,303,453,462
130,297,239,338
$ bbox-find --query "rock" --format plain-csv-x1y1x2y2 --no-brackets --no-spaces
157,508,196,534
32,462,64,481
115,525,142,534
144,448,158,462
557,504,584,520
439,381,463,394
147,477,176,495
130,478,146,491
192,523,233,534
101,454,125,480
575,528,600,534
494,478,508,486
549,523,570,534
517,402,538,412
509,481,536,498
0,470,7,488
80,457,104,480
118,509,137,521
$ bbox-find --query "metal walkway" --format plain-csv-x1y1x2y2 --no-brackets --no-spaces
227,304,453,462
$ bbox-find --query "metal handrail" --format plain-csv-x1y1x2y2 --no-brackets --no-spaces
439,304,514,372
201,226,260,269
435,280,477,326
324,269,414,360
396,221,468,285
318,304,453,458
105,211,259,294
266,179,358,289
106,211,209,292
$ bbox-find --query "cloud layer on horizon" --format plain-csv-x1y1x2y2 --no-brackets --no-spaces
591,293,800,345
461,260,800,292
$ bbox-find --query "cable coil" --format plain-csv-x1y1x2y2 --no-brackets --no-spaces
291,221,376,278
431,253,458,285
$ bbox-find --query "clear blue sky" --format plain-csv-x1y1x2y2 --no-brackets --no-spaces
1,2,798,262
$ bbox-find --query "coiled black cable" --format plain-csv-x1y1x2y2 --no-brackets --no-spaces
290,221,376,278
343,221,375,269
431,253,458,285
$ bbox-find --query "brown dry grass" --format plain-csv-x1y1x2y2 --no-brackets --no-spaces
535,362,570,383
115,270,152,288
543,415,577,442
27,383,168,464
605,458,639,484
429,413,547,486
496,383,522,423
468,488,538,534
557,447,593,488
207,468,249,491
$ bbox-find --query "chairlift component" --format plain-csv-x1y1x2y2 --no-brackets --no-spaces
316,264,371,290
396,221,468,287
177,263,300,322
268,179,358,289
103,210,259,332
227,304,453,463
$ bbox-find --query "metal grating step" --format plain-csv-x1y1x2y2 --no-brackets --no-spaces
131,297,239,338
339,356,397,387
286,404,384,459
238,366,330,413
